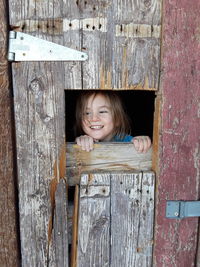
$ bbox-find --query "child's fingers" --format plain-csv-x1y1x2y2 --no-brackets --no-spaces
133,136,151,153
133,138,140,151
84,136,94,152
76,135,94,151
142,136,151,153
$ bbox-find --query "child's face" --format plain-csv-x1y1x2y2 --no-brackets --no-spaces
82,94,115,141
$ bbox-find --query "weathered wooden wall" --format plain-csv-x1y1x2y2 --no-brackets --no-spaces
8,0,161,264
8,1,66,265
9,0,161,90
0,0,20,266
77,172,155,266
154,1,200,266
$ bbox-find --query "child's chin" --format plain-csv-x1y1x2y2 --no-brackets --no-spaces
90,134,104,141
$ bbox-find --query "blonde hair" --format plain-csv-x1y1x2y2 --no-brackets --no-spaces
75,90,131,140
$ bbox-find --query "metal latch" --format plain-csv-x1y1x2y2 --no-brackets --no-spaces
8,31,88,61
166,201,200,219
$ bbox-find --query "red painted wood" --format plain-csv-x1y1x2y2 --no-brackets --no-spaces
154,1,200,266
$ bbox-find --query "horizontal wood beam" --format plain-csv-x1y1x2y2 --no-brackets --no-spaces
66,143,152,185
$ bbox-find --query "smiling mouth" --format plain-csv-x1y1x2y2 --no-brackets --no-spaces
90,125,104,129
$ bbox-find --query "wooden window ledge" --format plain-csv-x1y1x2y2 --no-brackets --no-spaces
66,142,152,185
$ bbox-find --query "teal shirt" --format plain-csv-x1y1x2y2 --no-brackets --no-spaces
112,135,133,142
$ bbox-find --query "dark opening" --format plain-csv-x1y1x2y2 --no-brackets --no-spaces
65,90,156,142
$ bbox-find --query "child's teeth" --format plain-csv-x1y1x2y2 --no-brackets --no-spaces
90,126,103,129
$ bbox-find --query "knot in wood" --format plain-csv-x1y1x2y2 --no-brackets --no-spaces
29,79,41,93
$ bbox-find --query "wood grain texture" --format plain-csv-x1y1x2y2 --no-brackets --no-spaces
8,1,67,265
66,143,152,185
77,171,155,266
77,173,111,267
51,179,68,267
71,185,79,267
12,60,65,266
154,1,200,266
111,172,154,267
9,0,161,90
0,0,20,265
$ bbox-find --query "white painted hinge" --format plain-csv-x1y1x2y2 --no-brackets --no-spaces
8,31,88,62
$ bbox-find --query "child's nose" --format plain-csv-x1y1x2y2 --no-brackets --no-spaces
91,113,99,121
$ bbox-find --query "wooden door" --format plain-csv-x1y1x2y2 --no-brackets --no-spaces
6,0,200,267
76,171,155,267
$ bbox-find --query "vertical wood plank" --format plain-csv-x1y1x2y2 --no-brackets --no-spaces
112,0,161,90
51,179,68,267
111,172,142,266
63,1,82,89
77,172,155,266
81,0,113,89
8,1,67,265
77,174,111,267
134,172,154,266
12,61,65,266
111,172,154,267
71,185,79,267
0,0,20,265
155,1,200,266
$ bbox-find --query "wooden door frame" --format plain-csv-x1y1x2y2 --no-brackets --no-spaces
0,0,20,265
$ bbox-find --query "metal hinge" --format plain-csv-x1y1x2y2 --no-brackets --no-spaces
8,31,88,62
166,200,200,219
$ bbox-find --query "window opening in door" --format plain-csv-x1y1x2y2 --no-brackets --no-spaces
65,89,156,264
65,90,156,142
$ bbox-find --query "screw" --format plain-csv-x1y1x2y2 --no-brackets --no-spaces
174,212,179,217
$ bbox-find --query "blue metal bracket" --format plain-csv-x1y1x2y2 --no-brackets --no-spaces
166,201,200,219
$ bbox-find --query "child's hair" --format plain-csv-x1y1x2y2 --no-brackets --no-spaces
75,90,131,139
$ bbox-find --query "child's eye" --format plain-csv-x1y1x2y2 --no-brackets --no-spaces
99,110,108,114
84,111,91,116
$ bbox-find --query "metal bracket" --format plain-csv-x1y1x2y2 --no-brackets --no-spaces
166,201,200,219
8,31,88,62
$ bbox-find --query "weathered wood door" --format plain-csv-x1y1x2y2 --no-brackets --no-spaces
76,171,155,267
7,0,200,266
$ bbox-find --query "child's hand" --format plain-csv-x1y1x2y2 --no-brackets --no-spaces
132,136,151,153
75,135,95,152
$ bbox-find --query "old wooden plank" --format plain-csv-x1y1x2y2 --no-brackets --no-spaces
112,0,161,90
12,61,65,266
51,179,68,267
76,171,154,266
79,0,161,89
81,1,113,89
134,172,154,266
77,173,110,267
8,0,69,25
71,185,79,267
66,143,152,185
110,172,154,266
0,0,20,265
112,37,160,90
110,172,142,266
8,0,67,265
63,1,82,89
113,0,161,24
154,1,200,266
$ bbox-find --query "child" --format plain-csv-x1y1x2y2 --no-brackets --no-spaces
75,91,151,153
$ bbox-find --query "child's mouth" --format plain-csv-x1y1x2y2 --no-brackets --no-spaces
90,125,104,129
